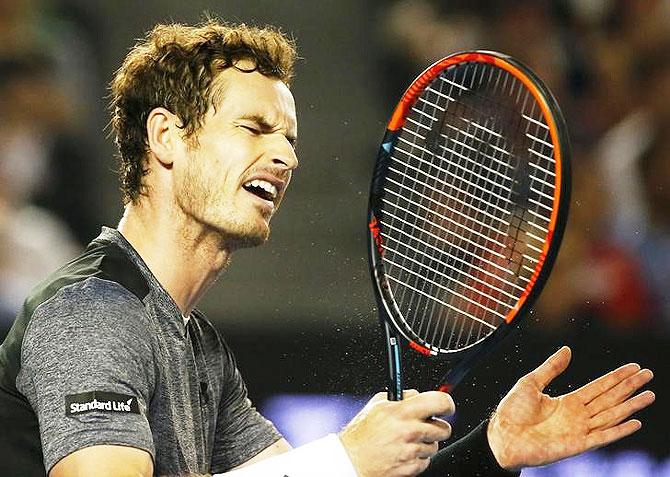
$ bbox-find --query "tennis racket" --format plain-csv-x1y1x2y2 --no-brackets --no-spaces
367,51,571,401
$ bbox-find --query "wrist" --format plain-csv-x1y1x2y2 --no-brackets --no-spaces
338,429,365,477
486,412,521,472
218,434,357,477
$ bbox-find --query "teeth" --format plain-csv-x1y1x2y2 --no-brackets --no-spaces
243,179,277,199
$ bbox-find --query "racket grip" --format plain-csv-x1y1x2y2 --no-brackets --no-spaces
384,321,404,401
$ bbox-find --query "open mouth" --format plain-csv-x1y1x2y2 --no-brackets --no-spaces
243,179,278,203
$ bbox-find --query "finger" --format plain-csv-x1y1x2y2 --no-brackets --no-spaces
415,441,439,459
585,419,642,451
573,363,641,405
400,417,452,444
418,417,452,443
427,416,451,429
401,391,456,419
589,390,656,431
526,346,572,391
585,368,653,414
403,389,420,399
396,440,439,462
401,455,432,476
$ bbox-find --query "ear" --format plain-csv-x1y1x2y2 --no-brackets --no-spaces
146,107,182,168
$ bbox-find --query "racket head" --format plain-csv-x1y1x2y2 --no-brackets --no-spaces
368,50,571,358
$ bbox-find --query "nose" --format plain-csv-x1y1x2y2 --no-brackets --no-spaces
271,137,299,171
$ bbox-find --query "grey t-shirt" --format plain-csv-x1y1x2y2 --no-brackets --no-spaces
0,227,281,475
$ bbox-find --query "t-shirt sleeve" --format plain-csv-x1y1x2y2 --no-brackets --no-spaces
210,340,281,473
17,278,156,473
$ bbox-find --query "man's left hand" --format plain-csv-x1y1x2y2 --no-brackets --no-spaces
486,346,655,471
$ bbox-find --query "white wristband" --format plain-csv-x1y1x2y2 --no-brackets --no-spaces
213,434,358,477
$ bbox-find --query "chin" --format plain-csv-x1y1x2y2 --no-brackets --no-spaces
219,222,270,250
233,230,269,249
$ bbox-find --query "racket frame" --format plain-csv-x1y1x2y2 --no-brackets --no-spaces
367,51,571,400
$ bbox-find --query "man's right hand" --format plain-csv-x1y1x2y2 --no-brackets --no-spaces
339,390,454,477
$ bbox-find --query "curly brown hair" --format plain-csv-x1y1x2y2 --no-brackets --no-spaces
109,19,297,204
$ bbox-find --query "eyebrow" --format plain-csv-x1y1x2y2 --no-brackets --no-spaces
240,113,298,147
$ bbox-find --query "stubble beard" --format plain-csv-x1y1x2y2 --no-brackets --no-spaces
176,162,270,250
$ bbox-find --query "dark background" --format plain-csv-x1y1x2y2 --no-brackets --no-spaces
1,0,668,469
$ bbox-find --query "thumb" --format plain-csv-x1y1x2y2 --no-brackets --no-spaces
528,346,572,391
403,389,420,399
367,392,389,405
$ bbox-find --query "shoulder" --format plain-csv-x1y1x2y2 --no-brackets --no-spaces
22,277,152,361
17,275,158,403
20,236,149,323
1,239,153,380
24,235,151,334
18,236,155,364
32,277,147,329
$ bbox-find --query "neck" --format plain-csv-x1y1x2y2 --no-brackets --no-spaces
118,199,232,315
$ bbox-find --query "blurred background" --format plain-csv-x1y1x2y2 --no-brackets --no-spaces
0,0,668,474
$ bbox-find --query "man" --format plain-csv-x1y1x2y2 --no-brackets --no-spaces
0,20,655,477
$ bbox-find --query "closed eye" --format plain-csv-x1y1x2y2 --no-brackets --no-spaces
238,117,297,148
239,124,261,135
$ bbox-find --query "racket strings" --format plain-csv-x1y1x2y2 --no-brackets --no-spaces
407,64,514,348
380,62,557,352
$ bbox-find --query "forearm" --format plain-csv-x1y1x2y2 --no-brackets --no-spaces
212,434,356,477
418,420,520,477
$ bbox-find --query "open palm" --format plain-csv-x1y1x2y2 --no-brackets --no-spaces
486,346,655,471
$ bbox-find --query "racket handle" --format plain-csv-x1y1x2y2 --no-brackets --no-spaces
384,321,404,401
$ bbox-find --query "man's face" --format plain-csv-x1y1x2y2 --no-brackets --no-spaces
173,65,298,249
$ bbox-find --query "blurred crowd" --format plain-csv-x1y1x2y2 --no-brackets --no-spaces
0,0,104,337
376,0,670,336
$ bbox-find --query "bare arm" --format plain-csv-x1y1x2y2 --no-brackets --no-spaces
49,445,153,477
48,440,290,477
214,391,453,477
229,438,292,470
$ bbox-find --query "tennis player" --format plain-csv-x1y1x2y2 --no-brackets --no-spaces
0,20,654,477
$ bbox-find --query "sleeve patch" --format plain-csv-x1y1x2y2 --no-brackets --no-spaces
65,391,140,416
